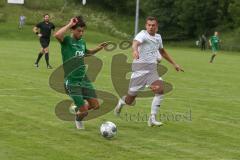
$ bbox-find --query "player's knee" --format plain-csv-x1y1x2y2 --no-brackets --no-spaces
152,86,164,94
125,100,131,105
93,102,100,110
88,99,100,110
125,96,135,105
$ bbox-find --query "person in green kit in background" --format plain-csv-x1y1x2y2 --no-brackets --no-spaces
54,16,109,130
209,31,221,63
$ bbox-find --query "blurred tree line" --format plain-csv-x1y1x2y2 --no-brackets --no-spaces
21,0,240,39
85,0,240,39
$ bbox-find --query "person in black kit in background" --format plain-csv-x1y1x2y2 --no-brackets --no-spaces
200,34,207,51
33,14,55,69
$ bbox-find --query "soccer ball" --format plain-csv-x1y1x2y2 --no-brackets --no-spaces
100,121,117,139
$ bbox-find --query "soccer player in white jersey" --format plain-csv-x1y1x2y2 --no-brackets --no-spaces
114,17,184,126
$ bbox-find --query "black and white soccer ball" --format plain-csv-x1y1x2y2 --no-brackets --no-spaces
100,121,117,139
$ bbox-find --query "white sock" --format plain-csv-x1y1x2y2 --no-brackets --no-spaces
119,96,126,105
151,94,163,116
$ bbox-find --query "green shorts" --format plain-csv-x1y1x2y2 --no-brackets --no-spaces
64,76,97,109
212,44,219,52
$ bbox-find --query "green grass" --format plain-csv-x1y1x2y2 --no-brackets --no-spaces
0,24,240,160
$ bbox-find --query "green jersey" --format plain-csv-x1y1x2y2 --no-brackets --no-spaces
210,35,220,52
210,35,219,46
61,35,87,82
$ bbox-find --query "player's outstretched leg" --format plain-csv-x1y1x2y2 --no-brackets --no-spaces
148,80,164,127
114,96,126,116
148,94,164,127
34,51,43,67
210,54,216,63
114,95,136,116
43,48,53,69
86,98,100,110
75,105,88,129
45,52,52,69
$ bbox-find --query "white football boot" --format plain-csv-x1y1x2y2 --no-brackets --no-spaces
148,115,163,127
114,98,125,116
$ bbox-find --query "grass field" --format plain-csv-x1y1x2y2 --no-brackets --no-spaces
0,28,240,160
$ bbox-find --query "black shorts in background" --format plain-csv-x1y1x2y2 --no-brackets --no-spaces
40,37,50,48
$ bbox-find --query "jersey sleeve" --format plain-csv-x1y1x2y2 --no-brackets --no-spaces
134,31,146,43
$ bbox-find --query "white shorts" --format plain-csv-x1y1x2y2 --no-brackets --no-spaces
128,70,162,96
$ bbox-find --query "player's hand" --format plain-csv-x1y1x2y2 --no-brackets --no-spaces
133,51,139,59
173,64,184,72
37,33,42,37
68,18,78,27
99,41,110,49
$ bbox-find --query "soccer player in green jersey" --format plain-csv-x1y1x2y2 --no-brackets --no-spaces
54,16,109,129
209,31,220,63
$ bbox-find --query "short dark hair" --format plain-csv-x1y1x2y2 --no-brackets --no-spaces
43,14,49,17
146,16,158,24
71,16,86,30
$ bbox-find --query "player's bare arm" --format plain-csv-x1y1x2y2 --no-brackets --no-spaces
86,42,109,55
209,39,212,46
54,18,78,42
132,40,141,59
159,48,184,72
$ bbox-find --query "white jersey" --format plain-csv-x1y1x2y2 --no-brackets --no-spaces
19,16,26,22
133,30,163,64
